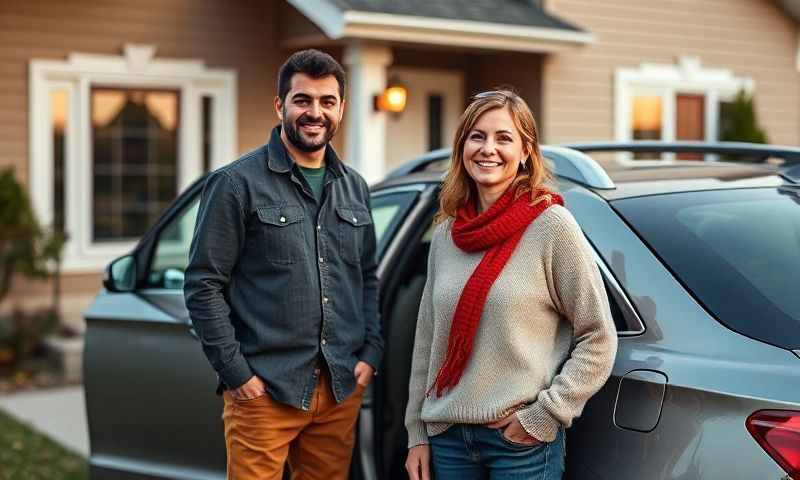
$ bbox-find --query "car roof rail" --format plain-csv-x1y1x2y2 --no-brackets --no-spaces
542,145,615,190
384,145,616,190
384,148,450,179
564,140,800,164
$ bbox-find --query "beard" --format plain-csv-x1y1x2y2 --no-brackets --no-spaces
282,109,337,153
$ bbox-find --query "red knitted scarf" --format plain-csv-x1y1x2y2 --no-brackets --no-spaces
428,187,564,397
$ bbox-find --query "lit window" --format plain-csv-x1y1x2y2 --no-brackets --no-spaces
91,88,179,241
632,96,662,141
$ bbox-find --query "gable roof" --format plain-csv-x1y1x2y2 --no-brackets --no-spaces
287,0,592,53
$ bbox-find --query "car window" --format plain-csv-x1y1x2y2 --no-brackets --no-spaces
371,190,419,256
141,189,415,290
146,197,200,289
613,187,800,350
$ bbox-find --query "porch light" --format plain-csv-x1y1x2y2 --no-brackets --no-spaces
374,79,407,113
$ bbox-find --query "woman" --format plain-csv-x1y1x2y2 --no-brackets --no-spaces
404,90,618,480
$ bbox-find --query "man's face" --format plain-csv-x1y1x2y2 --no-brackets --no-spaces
276,73,344,153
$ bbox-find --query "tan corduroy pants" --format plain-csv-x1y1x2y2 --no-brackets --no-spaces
222,370,365,480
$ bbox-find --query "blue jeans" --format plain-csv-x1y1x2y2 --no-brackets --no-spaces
430,424,565,480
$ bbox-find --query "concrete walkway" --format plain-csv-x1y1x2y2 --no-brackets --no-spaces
0,385,88,457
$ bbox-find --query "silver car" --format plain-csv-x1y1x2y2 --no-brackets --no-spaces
87,142,800,480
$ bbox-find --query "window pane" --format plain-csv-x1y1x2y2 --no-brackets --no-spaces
614,188,800,350
92,87,179,241
148,197,200,289
51,89,67,233
428,94,443,151
202,96,212,173
370,191,418,255
631,95,662,160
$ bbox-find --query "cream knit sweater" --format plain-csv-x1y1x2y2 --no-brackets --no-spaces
405,204,618,447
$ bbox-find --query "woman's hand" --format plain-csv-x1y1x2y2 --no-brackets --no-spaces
405,444,431,480
487,413,541,446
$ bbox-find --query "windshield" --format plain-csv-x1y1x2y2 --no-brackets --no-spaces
613,187,800,350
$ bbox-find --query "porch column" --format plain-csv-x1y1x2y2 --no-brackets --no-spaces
343,42,393,183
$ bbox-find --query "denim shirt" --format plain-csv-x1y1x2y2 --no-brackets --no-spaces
184,126,383,409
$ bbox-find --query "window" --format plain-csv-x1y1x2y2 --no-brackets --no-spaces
631,95,663,160
29,44,236,271
202,95,213,174
146,197,200,290
51,89,68,233
632,95,662,140
428,94,443,151
370,190,419,255
92,87,180,241
615,188,800,350
616,56,752,162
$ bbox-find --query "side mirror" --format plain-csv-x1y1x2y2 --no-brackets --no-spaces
103,255,137,292
163,268,185,290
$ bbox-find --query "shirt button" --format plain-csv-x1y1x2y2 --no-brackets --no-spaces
321,339,327,345
319,257,324,263
317,224,322,230
352,217,358,224
280,216,286,223
323,297,329,304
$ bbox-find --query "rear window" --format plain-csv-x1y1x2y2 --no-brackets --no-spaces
613,187,800,350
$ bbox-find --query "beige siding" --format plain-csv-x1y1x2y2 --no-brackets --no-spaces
0,0,287,306
543,0,800,144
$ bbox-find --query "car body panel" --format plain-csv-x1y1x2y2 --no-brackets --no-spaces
84,292,225,480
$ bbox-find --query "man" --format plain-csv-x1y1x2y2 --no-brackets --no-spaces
184,49,383,480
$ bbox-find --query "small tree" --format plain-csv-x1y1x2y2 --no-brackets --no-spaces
719,90,768,145
0,168,67,364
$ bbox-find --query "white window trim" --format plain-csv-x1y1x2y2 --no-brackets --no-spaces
614,56,753,164
30,44,237,273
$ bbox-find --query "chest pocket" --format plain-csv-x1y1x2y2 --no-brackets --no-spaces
256,205,306,264
336,205,372,264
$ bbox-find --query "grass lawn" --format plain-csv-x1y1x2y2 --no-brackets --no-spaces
0,409,87,480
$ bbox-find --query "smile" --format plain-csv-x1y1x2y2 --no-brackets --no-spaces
475,160,504,168
300,123,325,133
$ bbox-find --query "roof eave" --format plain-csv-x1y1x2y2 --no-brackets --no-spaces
287,0,593,53
343,12,593,53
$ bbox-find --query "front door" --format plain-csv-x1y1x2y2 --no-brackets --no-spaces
676,94,705,160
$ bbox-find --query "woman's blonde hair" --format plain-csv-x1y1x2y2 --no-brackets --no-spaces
436,89,553,223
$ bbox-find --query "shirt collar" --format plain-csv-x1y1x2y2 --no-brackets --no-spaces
266,125,345,179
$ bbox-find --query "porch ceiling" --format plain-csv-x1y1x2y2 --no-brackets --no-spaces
286,0,593,53
775,0,800,22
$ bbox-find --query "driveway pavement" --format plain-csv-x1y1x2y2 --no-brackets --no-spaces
0,385,88,457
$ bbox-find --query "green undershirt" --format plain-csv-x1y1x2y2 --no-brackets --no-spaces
298,164,327,203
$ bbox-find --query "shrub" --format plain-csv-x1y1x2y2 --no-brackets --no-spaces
0,168,66,366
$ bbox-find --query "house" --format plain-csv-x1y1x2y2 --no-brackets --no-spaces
1,0,799,331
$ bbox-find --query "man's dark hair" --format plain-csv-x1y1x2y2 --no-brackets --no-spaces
277,49,346,103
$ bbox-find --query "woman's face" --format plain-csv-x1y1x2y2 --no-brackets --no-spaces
462,107,527,193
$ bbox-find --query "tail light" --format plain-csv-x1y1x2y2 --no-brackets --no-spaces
746,410,800,478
